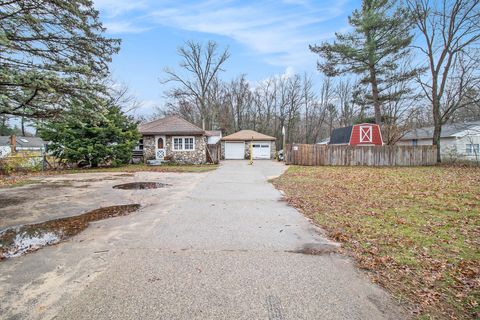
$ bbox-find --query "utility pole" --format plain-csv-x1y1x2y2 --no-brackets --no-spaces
249,136,253,165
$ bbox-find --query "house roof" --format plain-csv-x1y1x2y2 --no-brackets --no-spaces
139,115,204,135
205,130,222,137
222,130,276,141
329,126,353,144
0,136,46,148
400,121,480,140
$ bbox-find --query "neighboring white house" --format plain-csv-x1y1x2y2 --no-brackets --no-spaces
0,136,47,152
397,121,480,161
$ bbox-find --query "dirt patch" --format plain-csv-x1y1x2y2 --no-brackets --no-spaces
0,204,140,260
112,182,171,190
288,243,338,255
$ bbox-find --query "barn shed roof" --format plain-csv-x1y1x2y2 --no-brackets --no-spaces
329,126,353,144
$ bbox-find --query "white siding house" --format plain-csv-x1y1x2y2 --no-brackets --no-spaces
397,121,480,161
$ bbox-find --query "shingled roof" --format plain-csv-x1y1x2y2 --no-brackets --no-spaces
0,136,46,148
222,130,276,141
329,126,353,144
139,116,204,135
400,121,480,140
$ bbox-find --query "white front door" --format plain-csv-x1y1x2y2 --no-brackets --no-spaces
155,136,166,160
252,141,271,159
225,142,245,159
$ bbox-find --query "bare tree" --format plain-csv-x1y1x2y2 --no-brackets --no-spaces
252,78,276,135
407,0,480,162
226,75,252,132
335,80,356,127
302,73,318,143
162,40,230,129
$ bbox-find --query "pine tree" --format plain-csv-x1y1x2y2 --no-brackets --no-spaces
310,0,416,125
38,100,140,167
0,0,120,119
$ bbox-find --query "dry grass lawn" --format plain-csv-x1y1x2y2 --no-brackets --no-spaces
273,166,479,319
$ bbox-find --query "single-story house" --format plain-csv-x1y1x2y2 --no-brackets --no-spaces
138,116,207,164
221,130,276,160
0,136,47,158
397,121,480,160
329,123,383,146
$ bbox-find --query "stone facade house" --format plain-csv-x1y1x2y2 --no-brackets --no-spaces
221,130,276,160
138,116,207,164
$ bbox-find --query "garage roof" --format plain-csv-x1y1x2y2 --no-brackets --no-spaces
222,130,276,141
139,115,204,135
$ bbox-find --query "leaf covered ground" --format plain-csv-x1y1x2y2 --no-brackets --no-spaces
0,163,218,188
273,166,479,319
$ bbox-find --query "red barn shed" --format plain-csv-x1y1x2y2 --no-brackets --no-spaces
329,123,383,146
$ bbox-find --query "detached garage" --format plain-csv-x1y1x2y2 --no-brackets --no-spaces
221,130,276,160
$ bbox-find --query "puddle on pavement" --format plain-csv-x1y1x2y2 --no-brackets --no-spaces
0,204,140,260
288,243,338,255
112,182,171,190
0,196,27,208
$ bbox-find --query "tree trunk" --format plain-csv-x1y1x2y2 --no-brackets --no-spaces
369,67,382,125
432,99,442,163
21,116,25,136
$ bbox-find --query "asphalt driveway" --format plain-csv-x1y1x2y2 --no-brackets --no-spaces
0,161,406,319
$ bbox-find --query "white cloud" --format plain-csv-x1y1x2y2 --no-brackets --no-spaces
103,21,150,34
148,1,345,68
96,0,347,69
94,0,148,18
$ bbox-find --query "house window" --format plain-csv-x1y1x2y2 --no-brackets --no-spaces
137,139,144,150
157,137,164,149
173,138,183,150
466,144,479,155
172,137,195,151
184,137,194,150
412,139,418,147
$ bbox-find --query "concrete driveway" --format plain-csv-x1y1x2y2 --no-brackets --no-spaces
0,161,406,319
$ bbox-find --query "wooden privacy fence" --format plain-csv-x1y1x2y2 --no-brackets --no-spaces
285,144,437,166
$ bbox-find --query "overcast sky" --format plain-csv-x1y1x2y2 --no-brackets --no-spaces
94,0,357,116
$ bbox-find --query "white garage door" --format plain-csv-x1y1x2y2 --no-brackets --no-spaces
225,142,245,159
252,141,271,159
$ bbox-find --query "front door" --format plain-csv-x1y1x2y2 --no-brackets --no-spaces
155,136,166,160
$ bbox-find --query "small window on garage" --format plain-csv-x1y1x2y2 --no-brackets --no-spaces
253,144,260,147
261,144,269,148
